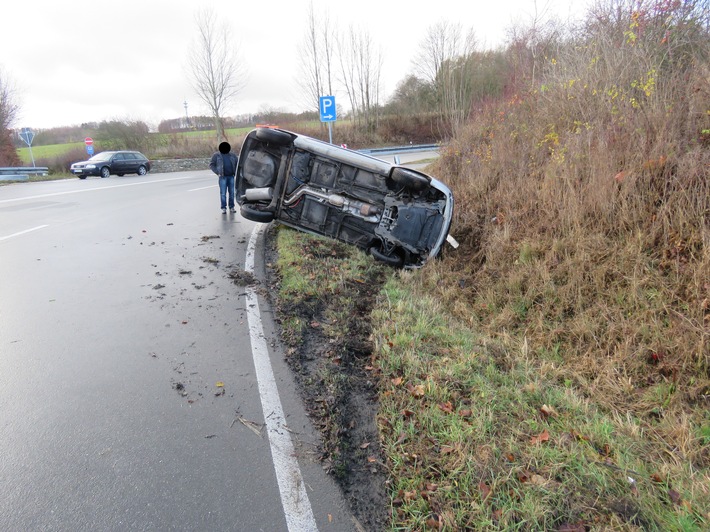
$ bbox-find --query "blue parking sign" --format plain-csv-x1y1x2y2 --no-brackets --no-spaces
319,96,336,122
86,145,94,155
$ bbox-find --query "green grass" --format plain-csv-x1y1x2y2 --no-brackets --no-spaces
17,142,84,164
270,227,709,531
15,126,258,165
371,276,709,530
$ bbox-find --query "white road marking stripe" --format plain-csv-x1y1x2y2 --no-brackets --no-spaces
0,225,49,241
245,224,318,532
0,175,204,204
188,185,217,192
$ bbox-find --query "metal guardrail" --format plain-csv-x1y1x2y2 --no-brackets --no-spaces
358,144,440,156
0,166,49,175
0,166,49,181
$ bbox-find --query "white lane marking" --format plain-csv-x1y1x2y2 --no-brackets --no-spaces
245,225,318,532
188,185,217,192
0,225,49,242
0,175,205,204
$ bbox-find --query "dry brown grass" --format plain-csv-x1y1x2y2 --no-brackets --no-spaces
424,0,709,468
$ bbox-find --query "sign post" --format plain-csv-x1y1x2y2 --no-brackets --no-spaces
319,95,336,144
19,128,36,167
85,137,94,156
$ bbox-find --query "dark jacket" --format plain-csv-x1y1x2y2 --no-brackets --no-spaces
210,152,238,177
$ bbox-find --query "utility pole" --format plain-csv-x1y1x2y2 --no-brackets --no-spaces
183,99,190,129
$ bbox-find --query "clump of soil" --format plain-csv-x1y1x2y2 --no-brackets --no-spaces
227,267,258,286
263,229,390,531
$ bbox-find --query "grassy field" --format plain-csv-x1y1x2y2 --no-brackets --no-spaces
15,127,258,165
18,142,84,164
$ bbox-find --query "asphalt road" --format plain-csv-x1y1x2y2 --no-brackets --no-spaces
0,171,357,531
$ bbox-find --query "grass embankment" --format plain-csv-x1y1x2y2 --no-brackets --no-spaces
374,272,707,530
275,228,708,531
272,2,709,529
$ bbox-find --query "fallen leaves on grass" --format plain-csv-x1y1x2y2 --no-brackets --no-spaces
425,514,442,529
408,383,426,398
479,481,492,503
438,401,453,413
530,429,550,445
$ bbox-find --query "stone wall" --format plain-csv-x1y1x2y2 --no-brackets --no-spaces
150,158,211,173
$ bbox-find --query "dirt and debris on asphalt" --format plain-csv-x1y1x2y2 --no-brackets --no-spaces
143,224,390,528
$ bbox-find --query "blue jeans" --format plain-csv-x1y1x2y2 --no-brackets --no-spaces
219,175,235,209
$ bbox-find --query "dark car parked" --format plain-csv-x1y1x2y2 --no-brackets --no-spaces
236,128,454,269
70,151,151,179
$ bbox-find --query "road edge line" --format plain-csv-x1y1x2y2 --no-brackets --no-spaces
245,224,318,532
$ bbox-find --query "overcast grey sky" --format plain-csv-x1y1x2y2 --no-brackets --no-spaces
1,0,589,130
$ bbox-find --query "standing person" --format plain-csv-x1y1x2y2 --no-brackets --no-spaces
209,141,238,213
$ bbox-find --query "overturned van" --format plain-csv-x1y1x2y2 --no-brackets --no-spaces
236,128,454,269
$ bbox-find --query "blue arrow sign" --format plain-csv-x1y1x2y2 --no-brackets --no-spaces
319,96,336,123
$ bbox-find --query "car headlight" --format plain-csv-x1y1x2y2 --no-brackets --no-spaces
86,164,96,169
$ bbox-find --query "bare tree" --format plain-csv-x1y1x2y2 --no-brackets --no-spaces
298,2,337,116
188,8,247,142
0,67,19,131
504,0,569,98
414,20,456,86
0,67,21,166
415,22,477,134
338,25,383,132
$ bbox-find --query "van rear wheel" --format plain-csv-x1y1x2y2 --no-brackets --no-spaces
255,128,291,146
390,167,430,192
240,204,275,223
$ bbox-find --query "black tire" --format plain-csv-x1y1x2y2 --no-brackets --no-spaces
390,167,430,192
100,167,110,178
240,203,275,223
369,246,404,267
117,173,124,177
255,128,292,146
137,166,147,176
79,176,87,180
